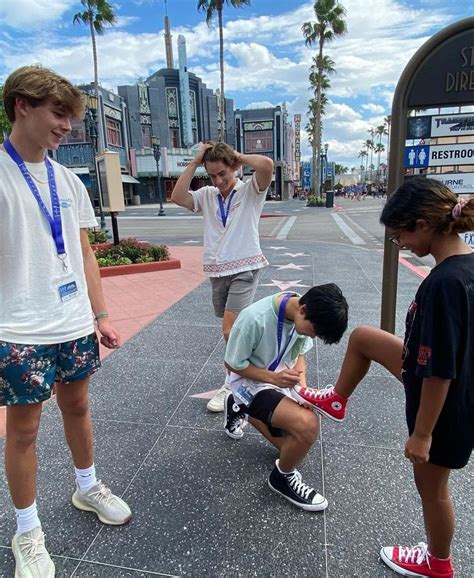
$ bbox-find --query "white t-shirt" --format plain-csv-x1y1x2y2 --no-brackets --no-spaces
190,172,269,277
224,293,314,405
0,150,98,344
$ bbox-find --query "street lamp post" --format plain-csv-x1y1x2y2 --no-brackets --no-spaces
320,142,329,196
84,100,106,229
151,136,166,216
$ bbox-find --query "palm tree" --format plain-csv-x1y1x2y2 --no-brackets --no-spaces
73,0,116,152
197,0,251,141
0,84,11,141
365,136,374,180
374,142,385,180
358,150,367,181
384,115,391,170
302,0,347,193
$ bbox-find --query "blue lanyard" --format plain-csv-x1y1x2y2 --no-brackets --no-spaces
4,139,67,268
268,293,295,371
217,189,236,227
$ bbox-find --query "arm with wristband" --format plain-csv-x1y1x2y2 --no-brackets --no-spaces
80,229,121,349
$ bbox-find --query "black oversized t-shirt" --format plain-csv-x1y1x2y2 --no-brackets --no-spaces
402,252,474,468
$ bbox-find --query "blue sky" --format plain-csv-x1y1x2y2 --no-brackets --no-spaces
1,0,472,168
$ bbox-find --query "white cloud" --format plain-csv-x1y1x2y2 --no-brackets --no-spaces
0,0,468,169
0,0,76,29
362,103,386,114
245,101,276,110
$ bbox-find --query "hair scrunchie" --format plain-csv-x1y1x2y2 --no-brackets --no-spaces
452,197,468,219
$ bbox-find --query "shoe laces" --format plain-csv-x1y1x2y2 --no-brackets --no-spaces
229,402,247,432
303,384,334,400
87,481,114,505
399,542,431,568
18,531,49,565
286,470,314,500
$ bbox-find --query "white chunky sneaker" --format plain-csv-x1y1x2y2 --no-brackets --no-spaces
12,527,55,578
206,384,230,412
72,480,132,525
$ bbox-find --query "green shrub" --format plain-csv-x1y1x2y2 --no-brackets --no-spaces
95,237,170,267
87,228,108,244
149,244,170,261
306,195,325,207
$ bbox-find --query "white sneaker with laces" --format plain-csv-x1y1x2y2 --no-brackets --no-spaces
72,480,132,525
12,527,55,578
206,384,230,412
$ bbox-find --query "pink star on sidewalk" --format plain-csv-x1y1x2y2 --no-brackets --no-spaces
260,279,310,291
273,263,309,270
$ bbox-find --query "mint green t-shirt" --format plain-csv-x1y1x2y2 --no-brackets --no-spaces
224,293,313,405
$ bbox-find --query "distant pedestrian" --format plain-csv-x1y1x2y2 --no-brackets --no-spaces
171,142,273,412
0,65,131,578
223,285,348,510
292,178,473,578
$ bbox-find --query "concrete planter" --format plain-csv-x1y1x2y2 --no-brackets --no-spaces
99,257,181,277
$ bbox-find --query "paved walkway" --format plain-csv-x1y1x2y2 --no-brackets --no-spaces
0,240,472,577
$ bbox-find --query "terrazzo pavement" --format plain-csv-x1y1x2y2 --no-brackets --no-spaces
0,239,472,577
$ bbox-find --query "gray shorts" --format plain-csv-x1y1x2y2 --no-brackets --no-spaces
209,269,261,318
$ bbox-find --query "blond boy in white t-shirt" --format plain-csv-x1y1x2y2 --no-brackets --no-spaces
0,65,131,578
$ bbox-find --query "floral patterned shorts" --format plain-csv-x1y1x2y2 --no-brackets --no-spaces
0,333,100,406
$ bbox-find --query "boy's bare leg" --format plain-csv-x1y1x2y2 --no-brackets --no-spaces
270,398,320,471
248,417,284,451
55,377,94,469
413,462,453,559
5,403,43,508
335,326,404,398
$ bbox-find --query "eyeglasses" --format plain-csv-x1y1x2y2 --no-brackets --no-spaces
389,235,402,247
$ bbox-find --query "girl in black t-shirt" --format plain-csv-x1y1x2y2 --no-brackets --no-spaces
292,177,473,578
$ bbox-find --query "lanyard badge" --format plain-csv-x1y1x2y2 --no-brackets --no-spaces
4,139,67,271
217,189,236,227
268,293,295,371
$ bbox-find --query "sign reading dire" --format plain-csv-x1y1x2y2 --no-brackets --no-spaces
408,29,474,107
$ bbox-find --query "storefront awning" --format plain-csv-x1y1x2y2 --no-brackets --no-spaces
121,174,141,184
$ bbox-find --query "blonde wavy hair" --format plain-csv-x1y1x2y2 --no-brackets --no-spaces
3,65,85,122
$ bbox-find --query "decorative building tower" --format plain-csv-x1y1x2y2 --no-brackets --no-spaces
178,35,193,147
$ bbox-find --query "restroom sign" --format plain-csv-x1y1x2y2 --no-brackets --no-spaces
404,145,430,168
429,143,474,166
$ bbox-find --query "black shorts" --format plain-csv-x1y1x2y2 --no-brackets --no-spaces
246,388,287,438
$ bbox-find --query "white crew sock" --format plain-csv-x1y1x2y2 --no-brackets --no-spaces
15,501,41,535
224,373,232,387
75,464,97,493
276,459,296,476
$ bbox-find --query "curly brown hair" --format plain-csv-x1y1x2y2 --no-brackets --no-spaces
202,141,239,169
381,177,474,235
3,65,85,123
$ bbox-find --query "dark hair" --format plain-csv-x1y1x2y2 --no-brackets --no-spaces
202,141,239,168
381,176,474,235
299,283,348,344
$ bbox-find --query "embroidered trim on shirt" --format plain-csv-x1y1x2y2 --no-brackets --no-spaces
203,254,268,274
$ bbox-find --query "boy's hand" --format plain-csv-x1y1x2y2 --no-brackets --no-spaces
97,318,121,349
404,432,431,464
274,368,301,389
193,142,212,164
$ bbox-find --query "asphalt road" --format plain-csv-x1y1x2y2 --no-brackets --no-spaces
105,196,435,270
